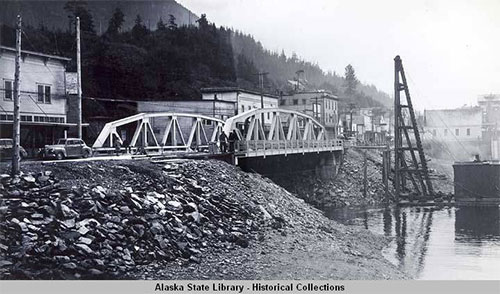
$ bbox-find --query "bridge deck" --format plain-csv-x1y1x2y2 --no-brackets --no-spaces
235,139,343,158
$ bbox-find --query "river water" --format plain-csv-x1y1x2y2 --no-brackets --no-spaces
326,205,500,279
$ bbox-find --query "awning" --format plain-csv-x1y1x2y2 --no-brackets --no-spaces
0,121,89,127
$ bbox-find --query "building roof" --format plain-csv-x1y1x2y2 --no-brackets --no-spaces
424,106,482,114
478,94,500,103
200,87,279,98
139,99,235,105
0,46,71,62
282,90,339,100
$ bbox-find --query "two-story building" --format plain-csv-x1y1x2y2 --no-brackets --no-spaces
478,94,500,159
280,90,339,138
201,87,279,124
0,46,74,155
424,107,486,160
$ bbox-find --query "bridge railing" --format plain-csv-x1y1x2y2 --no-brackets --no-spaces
235,139,343,156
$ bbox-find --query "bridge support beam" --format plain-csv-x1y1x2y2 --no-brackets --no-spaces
237,151,343,181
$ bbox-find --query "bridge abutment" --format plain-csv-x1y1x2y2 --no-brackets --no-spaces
237,151,343,180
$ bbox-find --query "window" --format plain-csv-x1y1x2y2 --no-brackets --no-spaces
267,113,270,120
1,114,14,121
444,129,448,136
279,100,285,106
455,129,459,136
37,84,51,103
241,105,245,113
4,80,13,100
45,86,51,103
38,85,44,102
467,128,471,136
293,99,298,105
302,99,307,105
34,116,64,123
21,115,33,122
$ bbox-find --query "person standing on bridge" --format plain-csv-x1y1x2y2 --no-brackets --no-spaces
114,135,122,156
228,130,238,153
219,131,228,153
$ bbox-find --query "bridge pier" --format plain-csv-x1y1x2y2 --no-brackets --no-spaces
237,151,343,180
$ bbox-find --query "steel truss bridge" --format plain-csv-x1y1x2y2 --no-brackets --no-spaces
92,109,343,157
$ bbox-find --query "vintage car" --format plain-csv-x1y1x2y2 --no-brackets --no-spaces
42,138,92,160
0,138,28,160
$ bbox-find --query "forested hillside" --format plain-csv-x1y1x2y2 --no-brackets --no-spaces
0,0,198,33
0,1,391,108
231,31,391,107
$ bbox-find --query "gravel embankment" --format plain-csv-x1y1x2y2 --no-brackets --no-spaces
274,148,454,209
0,159,408,280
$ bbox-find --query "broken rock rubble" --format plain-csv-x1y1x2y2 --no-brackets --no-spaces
0,162,283,279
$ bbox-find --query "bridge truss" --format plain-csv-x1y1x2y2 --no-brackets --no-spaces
223,108,343,157
92,113,225,152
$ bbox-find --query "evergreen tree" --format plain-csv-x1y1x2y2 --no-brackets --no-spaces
196,14,209,30
344,64,359,97
64,1,95,34
168,14,177,30
106,7,124,36
132,14,148,41
157,18,166,31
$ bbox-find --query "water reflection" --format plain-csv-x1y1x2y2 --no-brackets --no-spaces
327,205,500,279
455,206,500,238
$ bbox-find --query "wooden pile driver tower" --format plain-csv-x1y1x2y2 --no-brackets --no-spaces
393,55,435,201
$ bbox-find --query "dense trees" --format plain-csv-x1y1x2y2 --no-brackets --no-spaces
0,6,391,109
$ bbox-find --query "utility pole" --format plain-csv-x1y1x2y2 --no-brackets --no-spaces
313,96,319,121
11,15,22,176
213,94,217,118
257,72,269,124
76,17,82,139
348,102,356,137
295,70,304,92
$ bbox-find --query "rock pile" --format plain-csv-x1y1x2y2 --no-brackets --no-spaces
0,162,263,279
273,149,389,209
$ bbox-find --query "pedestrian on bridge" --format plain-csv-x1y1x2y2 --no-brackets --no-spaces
228,131,238,153
219,131,228,153
114,135,122,156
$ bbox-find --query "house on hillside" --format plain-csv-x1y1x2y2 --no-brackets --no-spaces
0,45,80,155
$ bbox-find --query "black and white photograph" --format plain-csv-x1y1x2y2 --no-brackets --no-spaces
0,0,499,288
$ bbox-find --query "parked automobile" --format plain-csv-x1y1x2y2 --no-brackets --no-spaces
0,138,28,160
42,138,92,160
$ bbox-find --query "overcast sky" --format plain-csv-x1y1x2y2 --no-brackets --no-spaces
177,0,500,110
